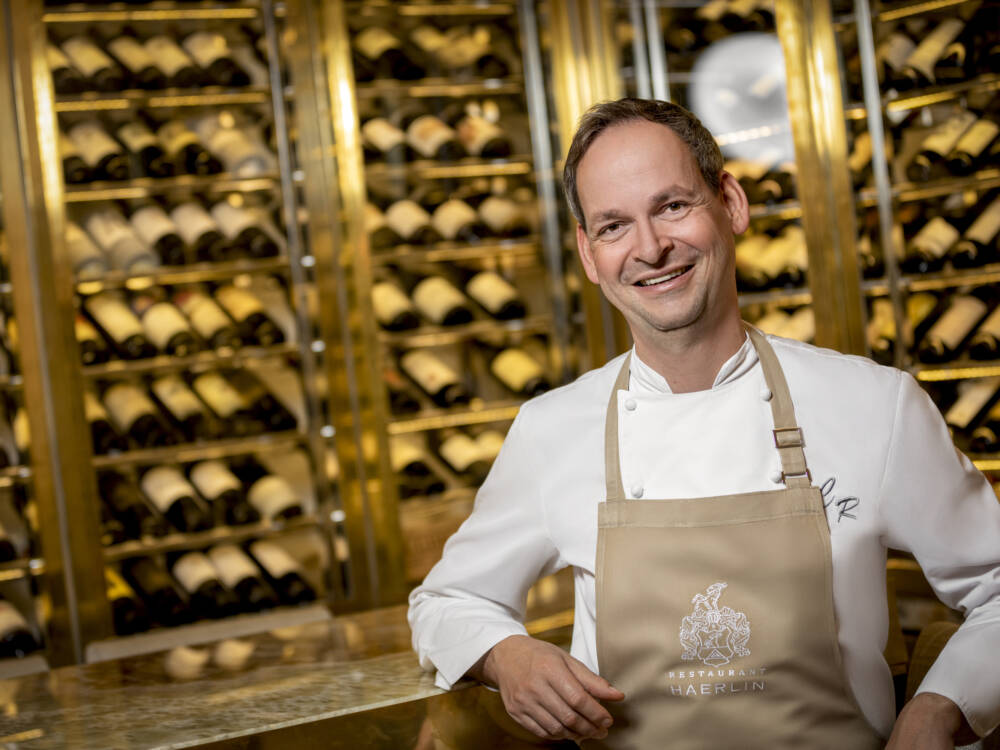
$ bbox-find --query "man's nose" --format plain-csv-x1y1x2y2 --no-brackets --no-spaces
632,217,671,264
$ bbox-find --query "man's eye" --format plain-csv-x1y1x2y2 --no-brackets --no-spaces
664,201,685,212
599,222,623,236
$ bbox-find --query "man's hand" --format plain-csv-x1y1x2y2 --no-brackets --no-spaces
469,635,625,742
887,692,978,749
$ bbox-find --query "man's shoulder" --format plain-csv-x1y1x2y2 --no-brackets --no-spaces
516,353,627,427
766,333,904,397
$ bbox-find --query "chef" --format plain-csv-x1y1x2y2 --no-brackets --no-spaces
408,98,1000,748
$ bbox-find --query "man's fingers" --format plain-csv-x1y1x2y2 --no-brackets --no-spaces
535,683,606,739
515,711,564,741
547,672,614,734
567,657,625,701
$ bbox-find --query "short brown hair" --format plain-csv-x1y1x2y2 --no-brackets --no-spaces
563,98,724,230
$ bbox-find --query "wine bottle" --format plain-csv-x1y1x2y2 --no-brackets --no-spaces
474,428,505,464
129,291,200,357
442,102,512,159
116,121,174,178
457,266,526,320
437,24,510,78
353,25,424,80
755,225,808,288
210,200,279,259
189,112,276,177
944,376,1000,433
395,108,465,161
65,220,109,279
83,291,156,359
866,297,896,365
876,28,917,88
229,456,304,521
75,313,111,365
181,31,249,87
969,396,1000,451
477,340,551,397
100,502,128,547
228,38,270,88
102,381,175,447
144,35,203,88
97,469,169,539
903,216,961,274
226,369,297,432
169,201,231,262
947,116,1000,176
390,434,445,497
59,34,126,92
207,544,278,611
127,200,187,266
781,306,815,343
189,460,259,526
725,159,770,205
247,539,316,604
150,374,218,443
66,121,129,181
384,368,422,413
906,110,976,182
756,163,796,205
106,30,167,90
394,266,474,326
48,43,86,94
897,18,966,90
361,118,408,163
477,195,531,238
432,199,491,243
190,371,259,435
84,389,129,454
213,284,284,345
371,280,420,331
169,551,239,619
399,349,471,407
434,427,490,484
917,292,989,363
734,234,773,290
122,557,189,626
156,119,222,175
105,567,150,635
969,301,1000,360
60,132,92,184
384,200,442,245
909,291,942,343
847,130,874,188
0,599,39,658
365,203,404,249
140,465,213,532
172,287,241,350
949,195,1000,268
82,206,159,273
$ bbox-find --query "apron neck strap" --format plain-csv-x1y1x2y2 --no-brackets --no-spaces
604,325,811,501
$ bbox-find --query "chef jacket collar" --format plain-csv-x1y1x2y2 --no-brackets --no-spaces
628,332,757,394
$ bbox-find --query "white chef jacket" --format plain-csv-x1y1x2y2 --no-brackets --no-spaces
408,332,1000,738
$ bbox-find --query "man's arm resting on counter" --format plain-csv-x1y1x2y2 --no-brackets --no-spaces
887,693,978,748
467,634,624,743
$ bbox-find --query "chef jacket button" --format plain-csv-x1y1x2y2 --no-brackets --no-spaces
770,468,783,484
760,387,773,402
624,398,637,411
631,485,644,498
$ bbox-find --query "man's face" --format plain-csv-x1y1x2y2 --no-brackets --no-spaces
574,119,748,345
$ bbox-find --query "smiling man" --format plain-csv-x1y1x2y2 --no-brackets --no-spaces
408,98,1000,748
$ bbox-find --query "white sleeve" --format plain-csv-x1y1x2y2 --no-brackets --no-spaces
879,371,1000,737
407,407,565,690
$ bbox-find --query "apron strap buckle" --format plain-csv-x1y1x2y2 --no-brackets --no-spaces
773,427,804,449
781,467,812,483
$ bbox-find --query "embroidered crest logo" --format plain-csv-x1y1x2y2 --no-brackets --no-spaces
679,582,751,668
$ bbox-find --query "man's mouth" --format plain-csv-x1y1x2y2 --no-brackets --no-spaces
635,265,694,286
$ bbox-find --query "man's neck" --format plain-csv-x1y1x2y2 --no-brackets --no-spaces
633,315,746,394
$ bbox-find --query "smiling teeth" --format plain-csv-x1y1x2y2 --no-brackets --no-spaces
637,267,690,286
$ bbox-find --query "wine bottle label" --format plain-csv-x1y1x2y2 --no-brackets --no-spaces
182,32,231,69
920,110,976,158
911,217,960,258
754,310,792,337
60,131,82,159
965,197,1000,247
908,293,938,327
47,43,73,71
868,297,896,339
410,25,448,54
141,466,195,513
0,601,29,632
467,271,518,314
247,475,300,519
130,206,178,247
193,372,245,418
213,638,255,670
174,291,231,340
735,234,770,265
104,382,156,432
954,120,1000,159
929,295,988,350
75,313,101,343
61,37,114,78
105,568,136,601
371,282,415,324
478,197,523,233
215,285,264,321
877,32,915,73
491,348,543,392
116,123,159,154
365,203,389,236
438,33,489,69
108,36,155,73
83,389,110,422
68,122,123,168
207,545,259,588
728,0,761,13
84,209,135,253
695,0,729,21
152,375,204,420
361,119,405,153
475,430,505,461
355,27,401,60
169,203,220,246
847,131,873,173
407,116,457,159
157,120,200,155
172,552,218,593
751,238,793,278
190,461,242,500
432,200,478,241
974,306,1000,342
145,36,195,77
385,201,432,240
401,350,459,394
945,376,1000,429
412,277,467,324
439,432,482,472
249,540,298,578
389,435,425,472
783,308,815,343
164,646,209,680
210,202,255,239
66,221,107,270
455,115,504,156
904,18,964,82
85,293,144,341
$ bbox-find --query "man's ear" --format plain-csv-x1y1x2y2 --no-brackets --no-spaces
718,171,750,236
576,223,601,285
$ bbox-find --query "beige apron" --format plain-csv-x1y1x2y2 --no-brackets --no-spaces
589,327,883,750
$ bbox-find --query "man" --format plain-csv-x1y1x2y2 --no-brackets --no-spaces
408,98,1000,748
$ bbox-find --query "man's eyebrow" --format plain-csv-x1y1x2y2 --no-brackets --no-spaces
649,186,698,205
589,208,629,225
